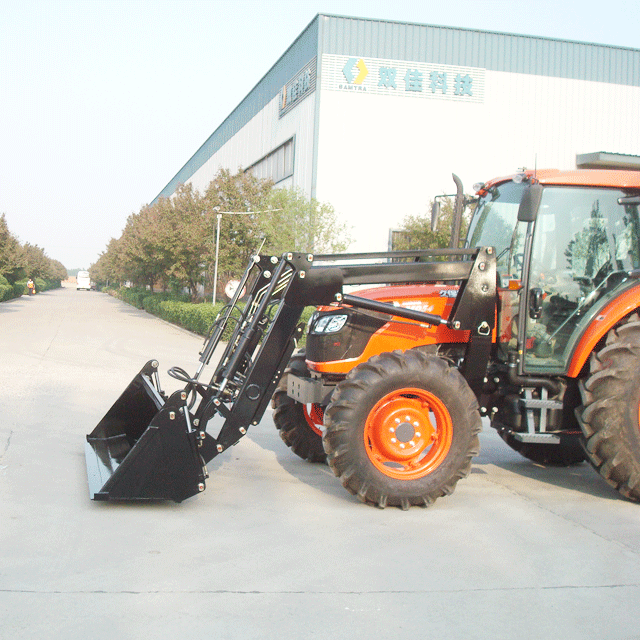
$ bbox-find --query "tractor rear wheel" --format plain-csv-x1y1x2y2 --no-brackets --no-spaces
578,314,640,501
323,350,481,509
272,352,327,463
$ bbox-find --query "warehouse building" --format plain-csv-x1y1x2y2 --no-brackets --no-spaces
154,13,640,252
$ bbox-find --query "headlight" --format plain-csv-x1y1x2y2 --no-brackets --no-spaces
313,314,348,334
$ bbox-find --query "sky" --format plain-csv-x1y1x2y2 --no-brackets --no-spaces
1,0,639,270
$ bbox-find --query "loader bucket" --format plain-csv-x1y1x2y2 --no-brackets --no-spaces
84,361,207,502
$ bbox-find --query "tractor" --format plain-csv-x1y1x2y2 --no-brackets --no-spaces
85,169,640,509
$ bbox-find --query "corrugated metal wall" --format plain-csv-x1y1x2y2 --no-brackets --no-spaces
318,14,640,86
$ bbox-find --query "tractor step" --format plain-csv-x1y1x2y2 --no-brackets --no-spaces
511,432,561,444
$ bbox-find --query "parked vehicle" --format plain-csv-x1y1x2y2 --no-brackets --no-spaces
77,271,91,291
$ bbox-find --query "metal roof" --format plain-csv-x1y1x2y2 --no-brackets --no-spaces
318,14,640,85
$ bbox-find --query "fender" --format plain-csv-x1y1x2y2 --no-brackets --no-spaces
567,283,640,378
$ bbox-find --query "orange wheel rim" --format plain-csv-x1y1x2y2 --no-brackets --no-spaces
303,403,324,437
364,387,453,480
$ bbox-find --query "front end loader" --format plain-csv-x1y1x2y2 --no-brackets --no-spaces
85,244,496,504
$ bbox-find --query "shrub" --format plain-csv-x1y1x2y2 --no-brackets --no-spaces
0,284,12,301
113,289,316,345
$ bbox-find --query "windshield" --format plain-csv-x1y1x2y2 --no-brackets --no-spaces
466,181,525,271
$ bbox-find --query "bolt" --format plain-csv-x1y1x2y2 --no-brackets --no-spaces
264,270,271,279
217,444,223,452
287,253,293,260
415,432,421,438
389,427,395,433
300,271,306,279
239,427,247,435
199,431,206,440
198,483,205,492
169,411,175,420
391,438,397,444
307,254,313,262
413,421,419,427
409,441,415,447
395,418,401,423
479,262,486,271
270,256,278,264
193,419,200,427
400,443,406,449
181,391,187,401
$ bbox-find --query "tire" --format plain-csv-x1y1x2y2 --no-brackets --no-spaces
272,352,327,463
577,313,640,501
497,430,586,466
323,349,481,509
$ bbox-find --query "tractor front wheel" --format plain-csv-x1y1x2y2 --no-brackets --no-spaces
272,351,327,463
578,314,640,501
323,350,481,509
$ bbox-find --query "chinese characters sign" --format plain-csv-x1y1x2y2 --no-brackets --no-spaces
279,59,317,117
322,54,484,103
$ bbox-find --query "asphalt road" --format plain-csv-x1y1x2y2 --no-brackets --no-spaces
1,284,640,640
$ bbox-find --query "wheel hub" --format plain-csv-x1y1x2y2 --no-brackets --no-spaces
364,387,451,479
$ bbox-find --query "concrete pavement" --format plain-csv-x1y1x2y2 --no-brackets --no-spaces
1,285,640,639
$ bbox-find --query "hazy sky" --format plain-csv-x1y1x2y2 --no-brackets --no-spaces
1,0,638,269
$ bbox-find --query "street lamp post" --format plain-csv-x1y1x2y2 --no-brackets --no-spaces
212,210,222,304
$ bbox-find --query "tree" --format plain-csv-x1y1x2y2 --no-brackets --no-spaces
260,188,352,255
22,243,51,279
203,168,274,282
0,213,25,281
154,183,210,299
91,238,124,287
392,197,471,251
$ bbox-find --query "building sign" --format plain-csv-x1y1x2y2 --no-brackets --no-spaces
279,58,317,118
322,54,485,103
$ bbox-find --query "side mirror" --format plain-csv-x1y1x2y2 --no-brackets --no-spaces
430,201,441,232
518,183,543,222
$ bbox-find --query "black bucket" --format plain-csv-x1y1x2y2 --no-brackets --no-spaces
85,361,208,502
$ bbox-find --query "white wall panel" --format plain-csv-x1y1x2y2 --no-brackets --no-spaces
315,69,640,253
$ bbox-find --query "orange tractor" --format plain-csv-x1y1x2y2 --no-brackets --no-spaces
85,169,640,509
274,169,640,507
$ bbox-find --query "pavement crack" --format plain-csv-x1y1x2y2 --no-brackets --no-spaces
1,584,640,595
0,429,12,462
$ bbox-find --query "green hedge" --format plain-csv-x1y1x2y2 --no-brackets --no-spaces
0,284,13,301
0,275,26,301
0,276,59,302
110,287,315,342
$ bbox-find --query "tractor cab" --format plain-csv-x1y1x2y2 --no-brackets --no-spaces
468,170,640,375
